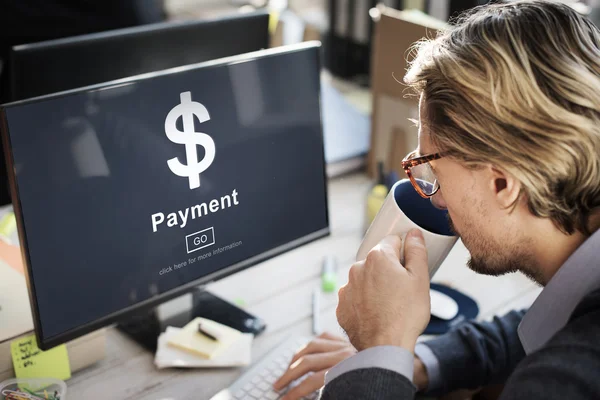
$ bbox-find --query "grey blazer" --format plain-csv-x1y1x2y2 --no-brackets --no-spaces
319,288,600,399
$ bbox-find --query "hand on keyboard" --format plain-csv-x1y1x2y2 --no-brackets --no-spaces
273,332,356,400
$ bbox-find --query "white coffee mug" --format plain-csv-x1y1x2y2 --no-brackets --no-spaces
357,179,458,279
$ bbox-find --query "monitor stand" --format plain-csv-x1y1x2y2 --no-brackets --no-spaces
116,288,266,352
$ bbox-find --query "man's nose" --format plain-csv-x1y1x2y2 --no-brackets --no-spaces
430,191,447,210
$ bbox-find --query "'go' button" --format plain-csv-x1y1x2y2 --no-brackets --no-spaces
186,227,215,254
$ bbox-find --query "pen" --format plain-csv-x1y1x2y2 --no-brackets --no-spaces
312,288,321,335
321,255,338,293
197,323,219,341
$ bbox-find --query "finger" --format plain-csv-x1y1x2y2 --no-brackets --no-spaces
281,370,326,400
289,338,350,366
317,331,348,342
273,355,317,390
347,262,363,285
273,351,349,390
289,339,348,366
372,235,403,262
404,229,429,278
336,284,352,331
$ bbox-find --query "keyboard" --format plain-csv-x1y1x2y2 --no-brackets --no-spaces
210,335,320,400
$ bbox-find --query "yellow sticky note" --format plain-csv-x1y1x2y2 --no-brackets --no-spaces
0,212,17,241
11,335,71,380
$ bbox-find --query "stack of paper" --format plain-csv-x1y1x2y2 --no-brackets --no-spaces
154,318,253,369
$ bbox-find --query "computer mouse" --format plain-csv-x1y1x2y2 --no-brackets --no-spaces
430,289,459,320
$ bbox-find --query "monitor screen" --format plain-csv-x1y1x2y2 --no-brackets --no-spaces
1,42,329,349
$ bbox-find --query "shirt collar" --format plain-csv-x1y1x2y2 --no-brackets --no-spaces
518,228,600,354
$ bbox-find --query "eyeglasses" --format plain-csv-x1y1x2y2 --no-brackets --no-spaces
401,150,443,198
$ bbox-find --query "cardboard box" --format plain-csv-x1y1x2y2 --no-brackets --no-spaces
367,6,448,178
387,125,409,175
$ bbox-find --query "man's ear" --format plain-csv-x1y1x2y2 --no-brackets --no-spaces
488,165,521,209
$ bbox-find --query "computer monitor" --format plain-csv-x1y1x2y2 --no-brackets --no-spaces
8,10,270,102
0,41,329,350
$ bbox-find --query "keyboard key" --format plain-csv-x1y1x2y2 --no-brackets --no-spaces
234,390,246,399
260,369,270,377
251,376,261,385
265,391,280,400
270,362,283,371
243,384,253,392
272,365,283,373
258,382,271,391
249,389,263,398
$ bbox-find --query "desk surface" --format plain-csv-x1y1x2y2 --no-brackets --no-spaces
67,172,541,399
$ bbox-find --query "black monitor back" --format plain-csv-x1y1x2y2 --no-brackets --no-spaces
8,11,270,101
0,11,269,206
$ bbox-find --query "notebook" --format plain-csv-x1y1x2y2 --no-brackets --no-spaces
166,317,242,359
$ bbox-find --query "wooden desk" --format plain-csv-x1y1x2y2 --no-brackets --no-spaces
66,172,541,399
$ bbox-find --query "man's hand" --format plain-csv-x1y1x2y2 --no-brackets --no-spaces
414,355,430,392
336,229,431,352
273,332,356,400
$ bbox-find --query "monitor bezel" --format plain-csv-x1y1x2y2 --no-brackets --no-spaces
0,41,330,350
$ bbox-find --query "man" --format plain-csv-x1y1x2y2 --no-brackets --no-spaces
273,0,600,398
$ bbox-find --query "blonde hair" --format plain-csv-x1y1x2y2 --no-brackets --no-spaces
405,0,600,235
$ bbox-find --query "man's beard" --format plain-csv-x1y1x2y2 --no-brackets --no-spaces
447,214,457,236
447,214,543,284
468,255,543,284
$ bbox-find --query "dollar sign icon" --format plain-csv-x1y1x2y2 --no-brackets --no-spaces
165,91,216,189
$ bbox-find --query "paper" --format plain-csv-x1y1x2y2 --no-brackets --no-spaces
11,335,71,380
0,239,24,275
0,261,34,342
321,81,370,164
156,327,252,369
167,317,242,359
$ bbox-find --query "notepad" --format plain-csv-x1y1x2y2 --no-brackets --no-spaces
10,334,71,380
166,317,242,359
155,327,252,369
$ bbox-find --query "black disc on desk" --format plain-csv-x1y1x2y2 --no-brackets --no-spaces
423,283,479,335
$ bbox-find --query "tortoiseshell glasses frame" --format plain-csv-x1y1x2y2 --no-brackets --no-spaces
401,150,443,198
